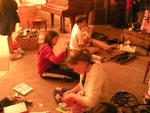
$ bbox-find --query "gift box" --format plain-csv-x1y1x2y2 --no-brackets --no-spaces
4,102,28,113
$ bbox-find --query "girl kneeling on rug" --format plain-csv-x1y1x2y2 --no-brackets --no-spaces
37,30,79,81
54,49,109,112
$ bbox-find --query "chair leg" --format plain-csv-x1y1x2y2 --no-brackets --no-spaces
147,46,150,56
33,23,35,29
143,60,150,84
38,23,40,30
45,21,47,31
27,20,30,28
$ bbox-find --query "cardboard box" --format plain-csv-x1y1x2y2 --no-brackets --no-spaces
4,102,28,113
119,44,136,53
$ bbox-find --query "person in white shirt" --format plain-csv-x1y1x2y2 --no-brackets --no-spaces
61,49,109,111
70,15,112,54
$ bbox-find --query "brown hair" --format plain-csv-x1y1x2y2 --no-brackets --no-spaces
75,15,87,24
43,30,59,48
65,49,92,65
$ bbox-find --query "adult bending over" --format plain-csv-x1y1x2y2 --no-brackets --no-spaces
37,30,79,81
69,15,112,54
54,49,109,112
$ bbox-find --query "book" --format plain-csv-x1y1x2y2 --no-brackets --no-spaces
13,83,33,95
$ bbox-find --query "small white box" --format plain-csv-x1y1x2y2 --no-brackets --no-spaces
0,55,10,71
120,44,136,53
4,102,28,113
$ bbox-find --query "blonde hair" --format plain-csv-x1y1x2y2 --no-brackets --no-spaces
65,49,92,65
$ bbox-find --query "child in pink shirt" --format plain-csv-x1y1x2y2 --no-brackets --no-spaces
37,30,79,81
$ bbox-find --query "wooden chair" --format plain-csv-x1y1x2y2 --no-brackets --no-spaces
143,59,150,84
27,16,47,31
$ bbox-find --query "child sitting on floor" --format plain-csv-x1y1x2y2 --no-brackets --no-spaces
37,30,79,81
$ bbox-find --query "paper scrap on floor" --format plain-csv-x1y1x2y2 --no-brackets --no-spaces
13,83,33,95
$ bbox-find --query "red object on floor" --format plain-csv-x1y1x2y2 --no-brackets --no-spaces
13,41,19,50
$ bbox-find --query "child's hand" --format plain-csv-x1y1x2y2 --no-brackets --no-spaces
84,37,92,46
62,46,68,54
62,47,67,53
84,35,89,41
62,93,74,101
63,90,72,96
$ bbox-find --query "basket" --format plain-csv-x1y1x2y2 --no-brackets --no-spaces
15,29,39,50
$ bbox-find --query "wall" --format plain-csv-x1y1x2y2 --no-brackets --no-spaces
0,36,9,55
16,0,111,26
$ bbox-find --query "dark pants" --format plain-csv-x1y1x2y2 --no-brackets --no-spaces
45,64,80,81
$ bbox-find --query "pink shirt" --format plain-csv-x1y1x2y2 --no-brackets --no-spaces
126,0,133,11
37,44,65,76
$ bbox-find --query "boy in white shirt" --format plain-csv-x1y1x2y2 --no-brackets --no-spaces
70,15,112,54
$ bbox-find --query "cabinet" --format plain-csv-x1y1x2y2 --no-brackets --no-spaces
107,0,126,27
92,0,106,25
18,5,35,29
93,8,106,25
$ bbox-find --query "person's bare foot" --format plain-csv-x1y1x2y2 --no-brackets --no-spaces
104,46,112,51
